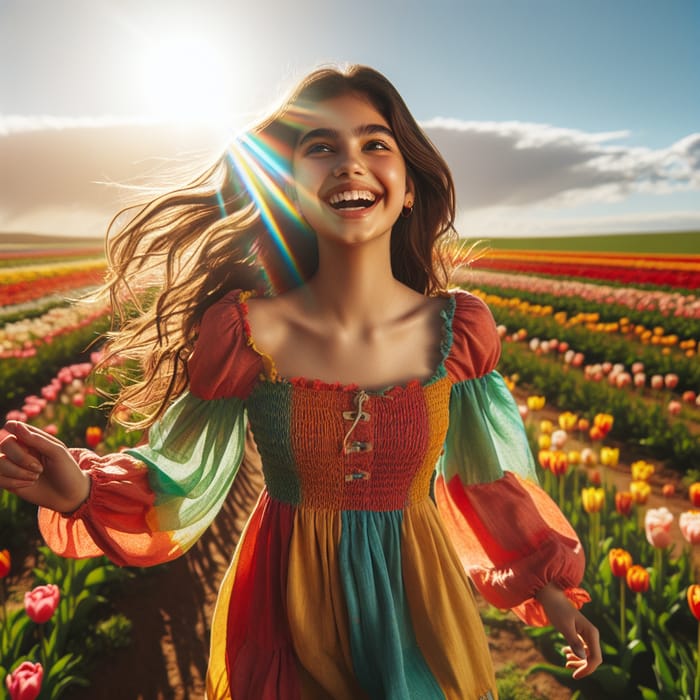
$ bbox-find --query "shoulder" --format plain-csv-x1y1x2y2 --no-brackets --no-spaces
444,289,501,382
188,290,263,399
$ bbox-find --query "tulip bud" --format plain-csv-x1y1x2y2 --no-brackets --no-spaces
626,564,650,593
580,447,597,467
550,429,568,449
682,390,697,404
588,469,602,486
577,417,590,433
661,483,675,498
608,548,632,578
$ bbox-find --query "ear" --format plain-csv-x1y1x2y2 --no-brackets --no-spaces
404,175,415,208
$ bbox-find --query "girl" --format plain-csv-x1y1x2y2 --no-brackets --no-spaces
1,65,601,699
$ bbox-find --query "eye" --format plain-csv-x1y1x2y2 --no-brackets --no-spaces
305,142,333,155
364,139,390,151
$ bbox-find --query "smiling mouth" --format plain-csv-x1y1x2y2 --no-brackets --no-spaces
327,189,378,210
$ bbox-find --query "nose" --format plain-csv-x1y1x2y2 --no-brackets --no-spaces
332,148,366,177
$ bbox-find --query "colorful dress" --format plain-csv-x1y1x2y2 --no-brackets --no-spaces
39,289,588,700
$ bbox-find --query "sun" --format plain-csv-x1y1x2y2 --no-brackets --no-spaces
137,33,234,125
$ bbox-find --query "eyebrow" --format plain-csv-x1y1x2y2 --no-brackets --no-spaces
298,123,396,147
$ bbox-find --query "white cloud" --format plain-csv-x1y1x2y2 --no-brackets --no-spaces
422,119,700,209
0,114,698,238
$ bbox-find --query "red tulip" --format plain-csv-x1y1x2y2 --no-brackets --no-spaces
626,565,650,593
85,426,103,448
0,549,10,578
688,584,700,620
650,374,664,390
690,483,700,507
24,584,60,624
4,662,43,700
615,491,634,517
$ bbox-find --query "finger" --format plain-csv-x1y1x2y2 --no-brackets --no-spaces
0,436,43,473
5,420,66,448
0,454,42,482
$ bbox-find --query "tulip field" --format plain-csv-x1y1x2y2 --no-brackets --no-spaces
1,231,700,698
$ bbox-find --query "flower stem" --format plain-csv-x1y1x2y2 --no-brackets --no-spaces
0,581,6,650
620,577,626,643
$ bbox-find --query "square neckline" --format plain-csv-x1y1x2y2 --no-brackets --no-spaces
236,290,457,396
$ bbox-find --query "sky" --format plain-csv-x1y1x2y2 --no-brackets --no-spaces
1,0,699,240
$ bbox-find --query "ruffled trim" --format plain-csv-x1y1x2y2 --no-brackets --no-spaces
237,290,279,382
514,587,592,627
236,290,457,395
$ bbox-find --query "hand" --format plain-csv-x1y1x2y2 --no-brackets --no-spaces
0,421,90,513
535,582,602,679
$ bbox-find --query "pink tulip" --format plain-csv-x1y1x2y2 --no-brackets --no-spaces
43,424,58,436
664,373,679,390
682,390,697,404
651,374,664,390
24,584,60,623
680,511,700,545
40,385,58,402
5,410,27,422
517,404,529,420
634,372,646,388
631,361,645,374
572,352,585,367
72,394,85,408
558,341,569,353
4,662,43,700
668,401,681,416
602,361,613,375
615,372,631,388
550,429,568,449
645,507,674,548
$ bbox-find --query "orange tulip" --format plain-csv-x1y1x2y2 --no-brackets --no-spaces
0,549,10,578
581,487,605,513
662,483,675,497
609,548,632,578
538,450,552,470
688,584,700,620
626,565,650,593
615,491,634,517
593,413,614,435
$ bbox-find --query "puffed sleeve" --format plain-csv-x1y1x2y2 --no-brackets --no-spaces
436,291,589,625
38,290,262,567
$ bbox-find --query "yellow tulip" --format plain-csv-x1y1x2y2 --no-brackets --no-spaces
581,487,605,513
631,480,651,505
631,460,655,482
538,434,552,450
600,447,620,467
558,411,578,431
526,395,546,411
539,420,554,435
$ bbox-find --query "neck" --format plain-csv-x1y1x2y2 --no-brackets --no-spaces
305,235,404,327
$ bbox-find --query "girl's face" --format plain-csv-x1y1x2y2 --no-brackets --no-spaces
291,92,414,246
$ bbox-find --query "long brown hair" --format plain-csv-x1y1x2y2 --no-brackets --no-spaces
97,64,459,427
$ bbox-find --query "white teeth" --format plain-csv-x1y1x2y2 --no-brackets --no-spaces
328,190,377,205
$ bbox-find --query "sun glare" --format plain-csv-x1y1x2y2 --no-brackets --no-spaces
138,33,233,125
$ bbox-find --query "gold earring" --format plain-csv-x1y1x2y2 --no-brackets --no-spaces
401,198,414,218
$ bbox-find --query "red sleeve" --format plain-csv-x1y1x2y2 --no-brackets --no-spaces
188,290,264,400
444,291,501,382
436,470,589,625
